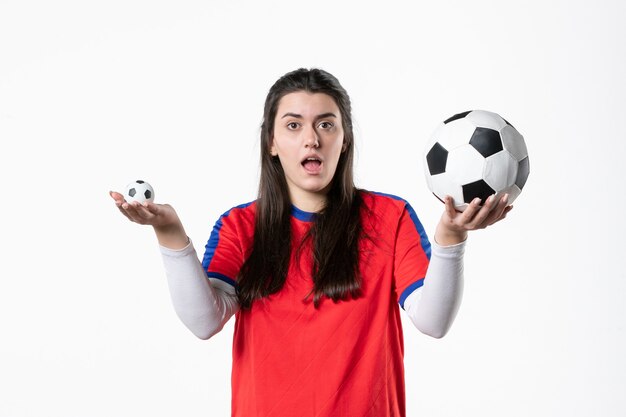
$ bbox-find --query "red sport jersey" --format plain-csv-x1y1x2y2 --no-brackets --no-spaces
202,191,431,417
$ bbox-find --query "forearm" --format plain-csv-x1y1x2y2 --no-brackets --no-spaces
160,240,239,339
404,239,465,338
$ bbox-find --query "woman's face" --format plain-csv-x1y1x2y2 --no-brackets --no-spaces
271,91,345,211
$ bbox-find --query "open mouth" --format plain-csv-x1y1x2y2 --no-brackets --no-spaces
302,157,322,173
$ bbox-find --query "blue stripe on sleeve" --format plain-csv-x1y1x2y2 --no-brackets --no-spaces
201,201,254,285
370,192,431,310
399,278,424,310
207,272,238,288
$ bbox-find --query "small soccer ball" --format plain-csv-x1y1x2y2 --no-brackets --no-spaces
423,110,530,211
124,180,154,203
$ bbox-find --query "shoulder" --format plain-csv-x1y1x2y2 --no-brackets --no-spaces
210,200,257,234
359,190,431,255
359,190,427,233
359,190,415,217
203,201,256,275
217,200,256,220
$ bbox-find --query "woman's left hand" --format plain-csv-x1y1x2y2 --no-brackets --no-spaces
434,194,513,246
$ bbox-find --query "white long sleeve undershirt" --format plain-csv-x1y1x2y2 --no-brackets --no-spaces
160,242,239,340
405,239,465,338
159,238,465,340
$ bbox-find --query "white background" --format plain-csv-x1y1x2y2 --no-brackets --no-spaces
1,0,625,416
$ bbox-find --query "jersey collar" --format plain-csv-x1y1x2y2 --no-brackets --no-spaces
291,205,316,222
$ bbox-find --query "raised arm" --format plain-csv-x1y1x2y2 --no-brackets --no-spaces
110,191,239,339
405,194,512,338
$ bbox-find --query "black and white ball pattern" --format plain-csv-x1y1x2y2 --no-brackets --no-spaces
124,180,154,203
424,110,529,211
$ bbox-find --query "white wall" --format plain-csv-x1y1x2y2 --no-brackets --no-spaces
1,0,624,416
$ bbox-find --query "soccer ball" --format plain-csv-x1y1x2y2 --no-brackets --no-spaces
124,180,154,203
424,110,529,211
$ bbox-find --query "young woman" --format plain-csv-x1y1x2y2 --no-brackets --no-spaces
110,68,511,417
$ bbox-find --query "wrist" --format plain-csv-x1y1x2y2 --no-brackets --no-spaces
153,221,188,249
435,222,467,246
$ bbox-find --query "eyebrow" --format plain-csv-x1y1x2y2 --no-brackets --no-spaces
280,112,338,119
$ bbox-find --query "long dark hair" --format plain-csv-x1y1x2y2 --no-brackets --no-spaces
237,68,363,309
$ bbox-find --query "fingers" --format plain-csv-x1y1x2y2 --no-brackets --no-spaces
142,201,160,215
487,202,513,226
109,190,125,204
125,202,154,223
440,192,513,237
441,195,483,228
472,194,511,229
457,193,511,230
110,191,133,220
112,196,151,225
470,194,500,228
484,194,509,226
444,196,457,219
459,197,486,226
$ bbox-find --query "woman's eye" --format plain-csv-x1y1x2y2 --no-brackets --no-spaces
319,121,333,129
287,122,299,130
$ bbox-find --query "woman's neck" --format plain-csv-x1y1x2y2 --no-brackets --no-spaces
289,189,327,213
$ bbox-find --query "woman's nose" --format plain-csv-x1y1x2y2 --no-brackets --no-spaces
304,127,320,148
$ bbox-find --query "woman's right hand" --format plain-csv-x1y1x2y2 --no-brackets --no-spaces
109,191,190,249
